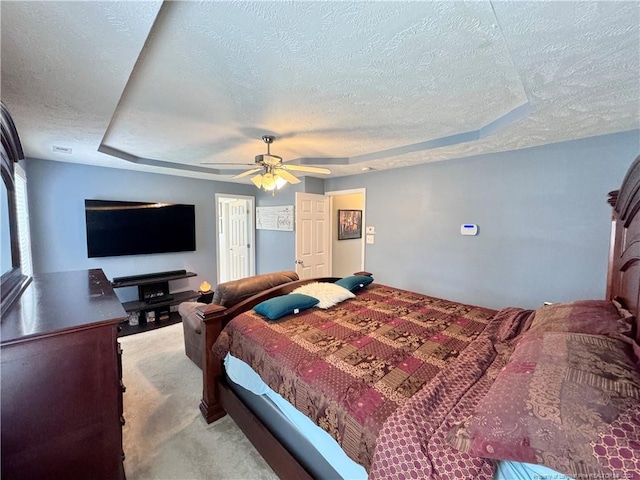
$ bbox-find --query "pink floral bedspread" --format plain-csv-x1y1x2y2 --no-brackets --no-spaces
213,284,531,476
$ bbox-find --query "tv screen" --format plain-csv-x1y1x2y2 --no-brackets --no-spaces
85,199,196,258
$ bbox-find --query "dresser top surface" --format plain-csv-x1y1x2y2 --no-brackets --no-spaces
1,269,127,344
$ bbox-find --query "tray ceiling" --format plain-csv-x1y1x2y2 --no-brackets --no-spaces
2,1,638,182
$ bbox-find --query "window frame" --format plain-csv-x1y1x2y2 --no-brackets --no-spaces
1,102,31,316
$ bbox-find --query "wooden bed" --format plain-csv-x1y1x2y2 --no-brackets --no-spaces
196,154,640,480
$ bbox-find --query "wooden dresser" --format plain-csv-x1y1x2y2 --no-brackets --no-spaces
1,268,127,480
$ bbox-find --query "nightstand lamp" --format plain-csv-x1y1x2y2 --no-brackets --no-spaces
197,281,214,304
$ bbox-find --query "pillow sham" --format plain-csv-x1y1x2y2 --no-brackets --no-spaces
335,274,374,292
448,332,640,477
526,299,633,337
291,282,354,309
254,293,319,320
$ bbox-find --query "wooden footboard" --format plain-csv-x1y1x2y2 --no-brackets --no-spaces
198,277,339,423
198,303,227,423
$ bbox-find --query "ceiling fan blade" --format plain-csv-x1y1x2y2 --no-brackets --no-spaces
282,164,331,175
275,169,301,184
200,162,256,166
233,167,263,179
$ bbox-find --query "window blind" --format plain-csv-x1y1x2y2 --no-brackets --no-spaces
14,163,32,276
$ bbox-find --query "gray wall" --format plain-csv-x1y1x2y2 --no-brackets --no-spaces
254,184,299,274
255,177,325,273
25,129,640,310
25,159,254,302
324,130,639,309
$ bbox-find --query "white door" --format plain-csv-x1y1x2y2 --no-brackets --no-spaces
295,192,330,279
216,194,255,284
229,199,249,280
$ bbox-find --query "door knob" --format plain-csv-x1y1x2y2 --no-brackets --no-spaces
295,260,304,265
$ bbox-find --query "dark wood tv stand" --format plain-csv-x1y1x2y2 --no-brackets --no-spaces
112,270,200,337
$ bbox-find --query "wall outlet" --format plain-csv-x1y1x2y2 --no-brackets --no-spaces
366,234,375,244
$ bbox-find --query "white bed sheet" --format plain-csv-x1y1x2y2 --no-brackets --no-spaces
225,353,574,480
225,353,368,480
495,461,575,480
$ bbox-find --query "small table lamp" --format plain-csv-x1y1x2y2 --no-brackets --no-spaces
198,281,214,304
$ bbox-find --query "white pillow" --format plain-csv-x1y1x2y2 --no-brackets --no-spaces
291,282,355,309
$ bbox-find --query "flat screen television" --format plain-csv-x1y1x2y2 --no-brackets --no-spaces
85,199,196,258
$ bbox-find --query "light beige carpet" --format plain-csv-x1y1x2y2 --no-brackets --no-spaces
120,323,278,480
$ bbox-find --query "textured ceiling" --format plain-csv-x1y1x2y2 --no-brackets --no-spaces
1,1,639,183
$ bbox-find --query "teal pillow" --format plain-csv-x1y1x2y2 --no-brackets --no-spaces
254,293,319,320
335,275,373,292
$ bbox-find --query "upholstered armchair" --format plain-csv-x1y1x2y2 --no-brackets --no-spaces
178,271,299,368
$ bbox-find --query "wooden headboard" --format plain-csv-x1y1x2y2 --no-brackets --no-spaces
607,154,640,339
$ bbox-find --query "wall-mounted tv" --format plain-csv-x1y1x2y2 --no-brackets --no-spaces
85,199,196,258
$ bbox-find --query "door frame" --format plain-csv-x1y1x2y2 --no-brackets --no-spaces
325,188,366,272
215,193,256,284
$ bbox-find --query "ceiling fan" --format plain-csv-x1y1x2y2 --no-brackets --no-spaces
205,135,331,193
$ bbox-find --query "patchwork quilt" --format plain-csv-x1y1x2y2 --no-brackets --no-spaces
213,283,523,472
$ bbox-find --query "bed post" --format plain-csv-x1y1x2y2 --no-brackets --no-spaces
606,154,640,328
606,190,620,301
199,304,227,423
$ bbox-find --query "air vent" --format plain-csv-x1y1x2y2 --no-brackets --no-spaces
52,145,72,154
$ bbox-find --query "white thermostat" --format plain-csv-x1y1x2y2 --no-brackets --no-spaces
461,224,478,236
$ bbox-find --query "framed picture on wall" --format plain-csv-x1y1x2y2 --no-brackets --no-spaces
338,209,362,240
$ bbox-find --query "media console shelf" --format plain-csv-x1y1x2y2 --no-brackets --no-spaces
111,270,200,337
111,270,197,288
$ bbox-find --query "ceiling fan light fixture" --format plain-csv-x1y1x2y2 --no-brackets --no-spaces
262,172,277,191
246,134,330,195
275,175,287,189
250,174,263,188
250,171,288,193
197,136,331,193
